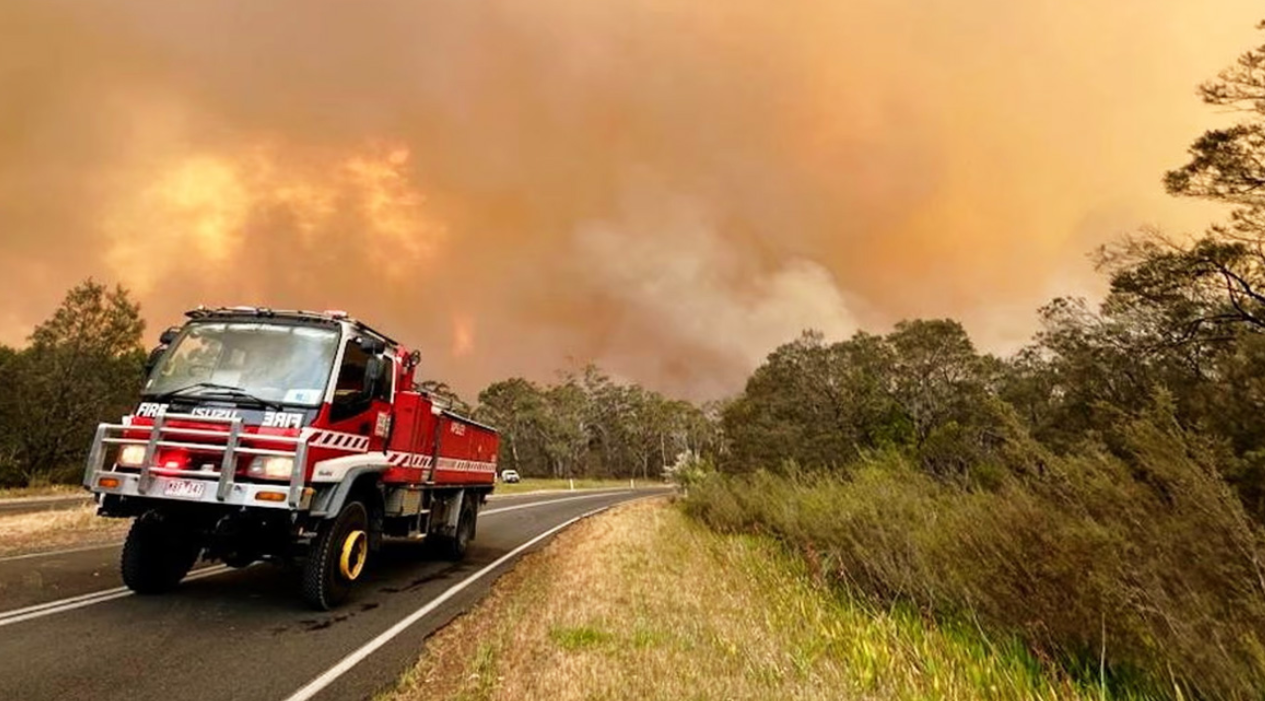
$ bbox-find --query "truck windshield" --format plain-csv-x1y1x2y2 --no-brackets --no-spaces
144,322,340,407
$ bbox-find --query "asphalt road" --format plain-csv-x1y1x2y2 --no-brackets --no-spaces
0,494,94,516
0,487,668,701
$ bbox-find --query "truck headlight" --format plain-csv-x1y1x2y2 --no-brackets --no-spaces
117,445,147,467
249,456,295,480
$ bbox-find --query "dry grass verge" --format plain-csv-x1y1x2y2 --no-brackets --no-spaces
382,498,1101,701
0,484,84,500
0,505,129,557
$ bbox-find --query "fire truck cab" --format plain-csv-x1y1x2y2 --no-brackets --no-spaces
82,307,499,609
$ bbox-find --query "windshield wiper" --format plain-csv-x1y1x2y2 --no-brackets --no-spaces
147,382,285,410
147,382,239,401
195,387,286,411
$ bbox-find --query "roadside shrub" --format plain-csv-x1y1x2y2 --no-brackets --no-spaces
683,403,1265,699
663,450,714,491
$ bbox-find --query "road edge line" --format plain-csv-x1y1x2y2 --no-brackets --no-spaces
0,542,122,564
480,490,629,516
0,585,130,620
283,501,628,701
0,564,230,627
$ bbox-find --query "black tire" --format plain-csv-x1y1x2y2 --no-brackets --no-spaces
121,511,202,595
301,500,369,610
432,496,477,561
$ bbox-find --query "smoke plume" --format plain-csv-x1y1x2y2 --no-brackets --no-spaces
0,0,1258,398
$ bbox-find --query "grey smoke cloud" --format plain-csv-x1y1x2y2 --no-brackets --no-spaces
0,0,1255,398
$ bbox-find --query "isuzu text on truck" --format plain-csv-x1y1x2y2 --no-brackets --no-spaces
82,307,499,609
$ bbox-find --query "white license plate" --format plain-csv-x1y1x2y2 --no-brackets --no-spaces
163,479,206,499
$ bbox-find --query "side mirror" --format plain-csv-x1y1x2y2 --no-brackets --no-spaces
358,336,387,355
143,346,166,378
159,327,180,345
363,356,387,395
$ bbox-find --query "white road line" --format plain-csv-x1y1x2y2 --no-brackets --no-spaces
0,589,135,627
0,565,230,628
486,487,631,501
0,585,130,620
282,503,618,701
481,490,629,516
0,542,121,564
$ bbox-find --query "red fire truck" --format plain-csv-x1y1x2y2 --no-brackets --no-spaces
82,307,499,609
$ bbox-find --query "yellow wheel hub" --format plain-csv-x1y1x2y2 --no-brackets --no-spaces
339,529,368,581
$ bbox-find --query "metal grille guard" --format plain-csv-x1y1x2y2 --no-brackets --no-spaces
82,408,312,509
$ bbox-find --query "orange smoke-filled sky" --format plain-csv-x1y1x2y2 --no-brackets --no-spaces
0,1,1258,398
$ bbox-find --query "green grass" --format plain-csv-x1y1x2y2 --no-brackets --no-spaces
548,625,615,650
707,520,1122,701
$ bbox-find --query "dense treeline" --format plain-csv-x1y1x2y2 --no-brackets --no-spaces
717,275,1265,520
0,281,146,487
476,368,721,480
686,22,1265,700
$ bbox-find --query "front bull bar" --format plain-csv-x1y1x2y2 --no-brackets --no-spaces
83,407,312,510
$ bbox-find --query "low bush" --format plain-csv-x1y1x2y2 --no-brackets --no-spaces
683,402,1265,699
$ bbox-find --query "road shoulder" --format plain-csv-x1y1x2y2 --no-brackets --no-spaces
381,496,1096,701
0,505,129,559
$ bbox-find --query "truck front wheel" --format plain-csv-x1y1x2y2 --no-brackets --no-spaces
121,511,202,594
301,500,369,610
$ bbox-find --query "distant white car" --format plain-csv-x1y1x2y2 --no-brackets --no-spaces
500,469,521,484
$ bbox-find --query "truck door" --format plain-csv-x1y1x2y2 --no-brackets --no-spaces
327,338,394,451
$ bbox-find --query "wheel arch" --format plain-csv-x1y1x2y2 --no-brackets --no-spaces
308,455,389,519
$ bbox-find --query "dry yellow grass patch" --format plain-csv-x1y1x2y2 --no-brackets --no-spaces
0,484,83,500
383,499,1097,701
0,505,129,557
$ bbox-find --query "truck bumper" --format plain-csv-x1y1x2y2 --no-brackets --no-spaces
87,469,314,511
83,410,311,511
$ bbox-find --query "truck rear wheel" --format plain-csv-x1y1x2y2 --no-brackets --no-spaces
121,511,202,595
301,500,369,610
431,496,477,561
